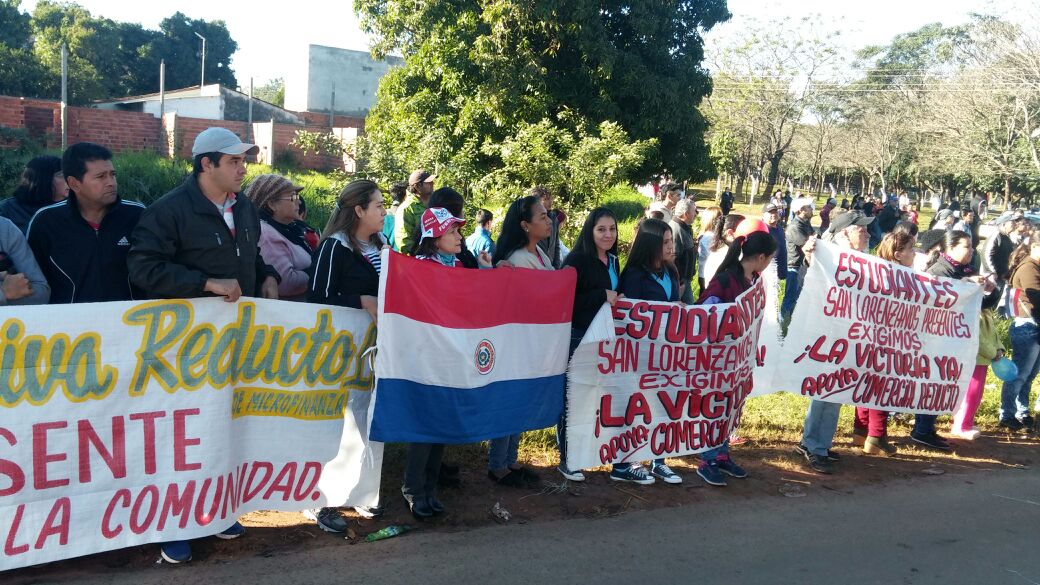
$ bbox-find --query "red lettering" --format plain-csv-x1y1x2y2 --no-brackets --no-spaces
34,497,70,549
173,409,202,472
0,427,25,497
102,489,130,539
32,421,68,490
128,411,165,475
77,417,127,484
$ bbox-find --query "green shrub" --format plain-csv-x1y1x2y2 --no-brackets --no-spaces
114,152,190,205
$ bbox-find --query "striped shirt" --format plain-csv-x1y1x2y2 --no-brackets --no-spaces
357,239,382,274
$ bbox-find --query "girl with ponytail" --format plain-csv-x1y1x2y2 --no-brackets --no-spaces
694,228,776,486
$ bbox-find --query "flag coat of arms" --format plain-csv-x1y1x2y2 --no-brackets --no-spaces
369,251,576,443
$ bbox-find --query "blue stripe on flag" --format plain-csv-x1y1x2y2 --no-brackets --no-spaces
369,375,565,444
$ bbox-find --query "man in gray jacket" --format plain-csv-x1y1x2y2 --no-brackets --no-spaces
0,216,49,305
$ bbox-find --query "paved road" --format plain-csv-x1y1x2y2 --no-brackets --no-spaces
24,465,1040,585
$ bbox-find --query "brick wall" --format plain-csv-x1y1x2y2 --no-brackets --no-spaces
0,95,361,172
296,110,365,130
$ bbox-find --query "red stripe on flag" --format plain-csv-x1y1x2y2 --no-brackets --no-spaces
382,251,576,328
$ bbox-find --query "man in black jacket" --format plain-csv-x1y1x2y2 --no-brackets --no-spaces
26,142,143,303
126,127,279,564
669,198,698,303
781,203,815,323
128,127,279,303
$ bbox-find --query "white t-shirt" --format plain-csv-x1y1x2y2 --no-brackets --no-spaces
697,233,715,278
702,247,729,286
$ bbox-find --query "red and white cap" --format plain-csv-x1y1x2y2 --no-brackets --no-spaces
420,207,465,241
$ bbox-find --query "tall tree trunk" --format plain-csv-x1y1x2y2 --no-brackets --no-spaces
762,154,783,199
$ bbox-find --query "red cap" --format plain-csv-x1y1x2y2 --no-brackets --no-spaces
420,207,465,241
734,218,770,238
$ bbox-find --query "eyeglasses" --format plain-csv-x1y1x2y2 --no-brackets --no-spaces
274,195,300,202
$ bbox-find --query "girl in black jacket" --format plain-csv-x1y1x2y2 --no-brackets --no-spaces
306,179,387,529
308,180,387,321
611,218,683,485
557,208,620,481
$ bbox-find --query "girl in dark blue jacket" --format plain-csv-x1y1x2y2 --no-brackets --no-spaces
613,218,683,485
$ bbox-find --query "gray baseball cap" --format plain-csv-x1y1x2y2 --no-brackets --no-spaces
192,127,259,157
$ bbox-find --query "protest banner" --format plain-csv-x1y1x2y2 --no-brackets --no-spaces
370,251,576,443
0,298,381,571
564,280,766,469
772,241,982,413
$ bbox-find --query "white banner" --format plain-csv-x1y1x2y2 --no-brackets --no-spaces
0,298,381,571
565,281,766,469
772,241,982,413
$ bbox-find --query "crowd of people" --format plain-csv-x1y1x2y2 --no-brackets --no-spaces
3,131,1038,564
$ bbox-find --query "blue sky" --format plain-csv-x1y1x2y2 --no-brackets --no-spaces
18,0,1032,88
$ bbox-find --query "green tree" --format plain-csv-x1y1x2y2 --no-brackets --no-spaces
355,0,728,191
157,12,238,90
255,77,285,107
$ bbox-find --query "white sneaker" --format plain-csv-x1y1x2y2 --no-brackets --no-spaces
950,429,980,440
650,463,683,484
557,465,586,482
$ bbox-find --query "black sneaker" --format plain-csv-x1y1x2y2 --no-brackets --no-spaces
404,495,433,519
1018,415,1035,431
795,443,833,474
910,432,951,451
999,418,1025,431
826,450,841,462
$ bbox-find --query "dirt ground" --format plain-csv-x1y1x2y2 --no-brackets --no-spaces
7,427,1037,584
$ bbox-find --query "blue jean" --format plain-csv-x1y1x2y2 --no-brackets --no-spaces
700,441,730,463
488,434,521,471
780,267,802,322
801,400,841,456
1001,322,1040,420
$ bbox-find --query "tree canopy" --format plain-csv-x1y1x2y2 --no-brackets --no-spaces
0,1,238,104
355,0,729,207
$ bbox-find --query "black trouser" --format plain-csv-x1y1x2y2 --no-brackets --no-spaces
402,443,445,502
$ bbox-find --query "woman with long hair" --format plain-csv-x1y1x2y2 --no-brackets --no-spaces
2,155,69,233
701,213,745,285
696,205,723,293
304,179,388,529
557,207,620,481
853,231,915,455
694,228,777,486
1001,232,1040,432
246,174,312,301
912,230,977,450
486,195,554,487
610,218,683,485
309,179,386,319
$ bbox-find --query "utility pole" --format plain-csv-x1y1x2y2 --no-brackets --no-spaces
60,43,68,150
194,31,206,87
159,59,166,119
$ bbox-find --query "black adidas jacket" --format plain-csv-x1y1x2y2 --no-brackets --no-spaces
25,194,144,303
